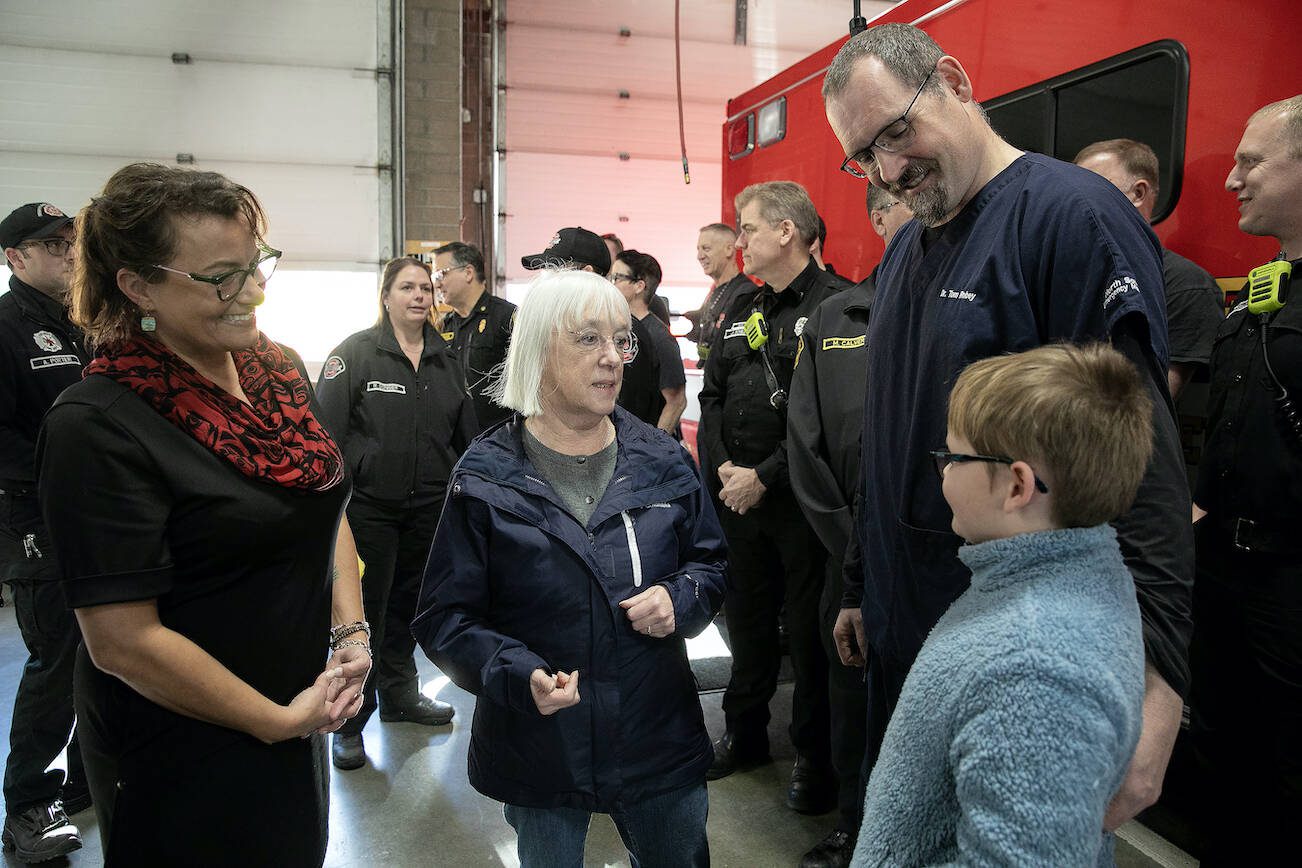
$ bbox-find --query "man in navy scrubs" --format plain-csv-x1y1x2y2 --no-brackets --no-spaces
822,23,1192,832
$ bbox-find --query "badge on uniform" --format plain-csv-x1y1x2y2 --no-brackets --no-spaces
794,316,808,337
322,355,346,380
478,318,486,334
32,331,62,353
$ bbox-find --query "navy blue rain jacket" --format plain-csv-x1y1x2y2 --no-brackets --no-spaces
412,407,728,811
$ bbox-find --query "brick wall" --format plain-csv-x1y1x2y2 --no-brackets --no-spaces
404,0,462,244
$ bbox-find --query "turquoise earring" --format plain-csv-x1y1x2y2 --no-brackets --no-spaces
141,313,156,332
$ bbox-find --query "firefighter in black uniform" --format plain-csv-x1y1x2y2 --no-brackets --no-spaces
433,241,515,433
686,223,753,368
787,188,911,868
1190,96,1302,865
316,256,477,772
698,181,844,815
0,203,88,861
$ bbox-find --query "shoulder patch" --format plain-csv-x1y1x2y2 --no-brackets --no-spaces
32,330,62,353
622,330,640,364
322,355,346,380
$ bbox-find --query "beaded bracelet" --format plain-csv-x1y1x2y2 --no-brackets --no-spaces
331,637,372,654
330,620,371,645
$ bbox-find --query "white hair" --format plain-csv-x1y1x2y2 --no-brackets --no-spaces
490,268,631,417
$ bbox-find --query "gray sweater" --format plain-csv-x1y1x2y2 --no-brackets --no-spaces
854,524,1145,867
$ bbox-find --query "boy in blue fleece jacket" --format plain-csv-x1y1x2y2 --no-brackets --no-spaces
853,344,1152,867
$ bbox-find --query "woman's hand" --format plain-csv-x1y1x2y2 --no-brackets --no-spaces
620,585,675,638
315,644,372,732
277,666,353,742
530,668,580,715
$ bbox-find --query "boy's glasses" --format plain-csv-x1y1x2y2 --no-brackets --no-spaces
929,450,1049,494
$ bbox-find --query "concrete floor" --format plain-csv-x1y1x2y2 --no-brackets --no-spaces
0,593,1192,867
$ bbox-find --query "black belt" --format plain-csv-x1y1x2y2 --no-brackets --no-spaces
1215,515,1302,555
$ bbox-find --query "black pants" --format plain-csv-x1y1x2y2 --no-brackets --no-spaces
2,508,85,813
819,554,868,832
338,497,440,736
1188,527,1302,865
718,491,830,762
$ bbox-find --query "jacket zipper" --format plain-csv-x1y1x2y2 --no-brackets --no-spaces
620,510,643,587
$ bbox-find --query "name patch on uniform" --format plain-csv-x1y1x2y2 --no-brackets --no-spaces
723,322,747,340
939,288,977,302
322,355,346,379
32,330,62,352
366,381,406,394
1229,299,1249,316
29,355,80,370
1103,276,1139,309
822,335,865,350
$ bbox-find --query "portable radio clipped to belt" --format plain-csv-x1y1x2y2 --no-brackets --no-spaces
1247,260,1292,314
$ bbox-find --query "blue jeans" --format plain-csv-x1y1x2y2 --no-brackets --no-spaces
504,782,709,868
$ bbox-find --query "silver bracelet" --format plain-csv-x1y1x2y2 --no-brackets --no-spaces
331,637,371,653
330,620,370,645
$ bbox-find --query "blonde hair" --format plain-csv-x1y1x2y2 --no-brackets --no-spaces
947,343,1153,527
491,268,630,417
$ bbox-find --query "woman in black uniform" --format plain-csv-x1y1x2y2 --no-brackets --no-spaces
315,257,477,770
36,163,370,866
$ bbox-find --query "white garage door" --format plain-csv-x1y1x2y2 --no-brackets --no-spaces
0,0,393,364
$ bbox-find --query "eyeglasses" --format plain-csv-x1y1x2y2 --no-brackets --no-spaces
609,273,641,284
19,238,75,257
839,64,937,180
433,264,469,282
929,449,1049,494
150,245,281,302
568,328,634,355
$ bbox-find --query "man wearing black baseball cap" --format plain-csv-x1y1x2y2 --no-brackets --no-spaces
520,227,663,431
0,202,89,862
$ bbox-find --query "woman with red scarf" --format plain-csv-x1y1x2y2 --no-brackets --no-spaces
35,163,368,866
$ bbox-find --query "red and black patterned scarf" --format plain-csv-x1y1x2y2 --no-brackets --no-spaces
85,334,344,492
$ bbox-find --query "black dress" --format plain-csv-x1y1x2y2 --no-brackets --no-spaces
37,374,349,867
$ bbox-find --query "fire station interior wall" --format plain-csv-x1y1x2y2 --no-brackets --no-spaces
0,0,385,365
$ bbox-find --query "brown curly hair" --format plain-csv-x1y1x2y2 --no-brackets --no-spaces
72,163,267,348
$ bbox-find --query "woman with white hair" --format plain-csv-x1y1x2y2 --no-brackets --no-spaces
413,269,727,867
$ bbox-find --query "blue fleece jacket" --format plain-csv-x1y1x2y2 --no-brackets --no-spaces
853,524,1145,867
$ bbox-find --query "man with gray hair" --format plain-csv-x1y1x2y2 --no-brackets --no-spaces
1075,138,1225,399
822,22,1192,841
1190,93,1302,863
697,181,844,815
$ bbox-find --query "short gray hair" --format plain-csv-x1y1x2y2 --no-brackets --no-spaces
734,181,820,246
491,269,630,418
866,185,900,214
1249,94,1302,159
822,23,944,101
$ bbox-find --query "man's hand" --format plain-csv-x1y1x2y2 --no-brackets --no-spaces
530,668,580,716
620,585,676,638
833,607,867,667
1104,666,1183,831
719,463,767,515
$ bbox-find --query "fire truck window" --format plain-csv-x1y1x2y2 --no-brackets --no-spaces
757,98,787,148
983,41,1188,223
728,114,755,160
1055,54,1183,219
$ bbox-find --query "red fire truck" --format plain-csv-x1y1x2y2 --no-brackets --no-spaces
721,0,1302,291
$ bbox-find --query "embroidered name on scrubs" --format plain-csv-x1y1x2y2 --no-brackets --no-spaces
366,381,406,394
939,288,977,301
823,335,866,350
30,354,80,370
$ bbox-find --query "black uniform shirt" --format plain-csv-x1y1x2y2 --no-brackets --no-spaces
1195,259,1302,529
691,272,755,365
698,258,845,493
317,319,477,507
1163,248,1225,368
788,270,876,560
0,276,88,489
441,290,516,433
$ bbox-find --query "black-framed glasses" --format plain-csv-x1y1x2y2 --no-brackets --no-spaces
839,64,937,180
609,272,641,284
150,245,281,302
929,449,1049,494
19,238,75,257
567,328,634,355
